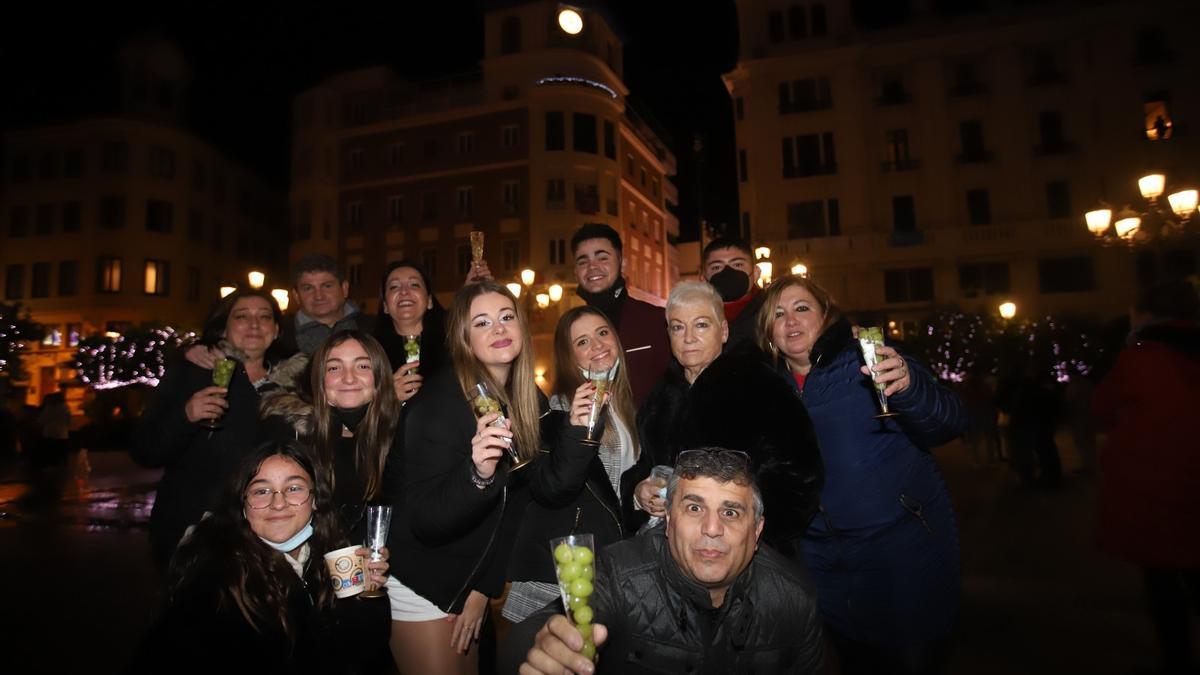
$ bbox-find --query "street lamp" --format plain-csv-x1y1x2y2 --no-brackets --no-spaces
270,288,290,312
548,283,564,303
247,270,265,289
557,5,583,34
521,268,536,286
1083,171,1197,244
536,293,551,309
219,285,236,298
998,301,1017,320
790,262,808,277
506,282,523,299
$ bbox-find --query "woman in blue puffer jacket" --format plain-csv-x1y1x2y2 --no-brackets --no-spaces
755,274,965,675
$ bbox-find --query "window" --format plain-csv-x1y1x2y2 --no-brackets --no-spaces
575,184,599,215
144,259,169,295
950,60,985,96
387,195,404,226
421,249,438,283
145,200,174,233
1045,181,1071,218
884,268,934,303
892,195,917,233
296,201,312,240
58,261,78,296
36,204,54,235
502,125,520,149
1144,96,1173,141
389,143,405,166
64,149,84,178
828,198,841,235
4,265,23,299
788,5,807,38
187,266,200,302
421,192,438,220
8,206,29,237
457,132,475,155
502,181,520,215
500,15,522,54
38,151,58,180
603,121,616,159
735,97,745,121
456,186,474,219
626,154,635,175
31,263,51,298
966,189,992,225
884,129,912,170
958,262,1010,297
768,10,785,42
423,139,438,160
787,200,827,239
188,210,205,242
573,113,598,154
546,178,566,208
879,75,909,105
212,222,224,252
1134,26,1173,65
100,141,129,173
97,258,122,293
148,146,176,178
62,201,81,232
545,112,565,151
548,238,568,265
639,168,647,187
959,120,988,162
347,201,363,229
349,148,365,171
99,196,126,229
782,132,836,177
779,77,832,113
456,245,472,276
66,323,82,347
738,149,748,182
811,3,827,36
1037,110,1066,152
1039,256,1095,293
502,239,520,271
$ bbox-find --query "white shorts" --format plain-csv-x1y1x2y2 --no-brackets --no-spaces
386,576,450,622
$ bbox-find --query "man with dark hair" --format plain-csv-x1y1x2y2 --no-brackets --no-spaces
571,223,669,406
701,236,765,351
281,253,373,355
506,447,827,674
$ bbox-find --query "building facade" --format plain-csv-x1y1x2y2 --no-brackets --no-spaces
289,0,679,323
0,40,286,405
725,0,1199,329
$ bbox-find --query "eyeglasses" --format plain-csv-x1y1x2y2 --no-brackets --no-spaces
245,484,312,510
675,448,751,474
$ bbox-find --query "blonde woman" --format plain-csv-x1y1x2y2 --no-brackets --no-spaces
388,280,543,674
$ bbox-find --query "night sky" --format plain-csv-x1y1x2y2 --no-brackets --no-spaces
1,0,741,242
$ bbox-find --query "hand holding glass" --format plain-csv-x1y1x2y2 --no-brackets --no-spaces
359,505,392,598
201,358,237,430
580,362,618,446
469,382,530,470
551,533,599,662
858,327,897,418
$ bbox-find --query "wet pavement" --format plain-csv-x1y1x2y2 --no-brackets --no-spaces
0,437,1181,674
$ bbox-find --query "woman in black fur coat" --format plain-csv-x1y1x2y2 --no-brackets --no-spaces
631,281,824,559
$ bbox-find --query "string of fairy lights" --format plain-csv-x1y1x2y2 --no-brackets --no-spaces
73,327,195,390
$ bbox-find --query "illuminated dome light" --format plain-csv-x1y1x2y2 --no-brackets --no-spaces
219,285,237,298
1114,216,1141,240
506,282,523,299
1138,173,1166,200
1167,189,1198,218
790,262,808,277
557,7,583,35
536,293,551,309
999,302,1017,320
270,288,290,312
247,270,265,289
1084,208,1111,235
521,268,536,286
548,284,564,302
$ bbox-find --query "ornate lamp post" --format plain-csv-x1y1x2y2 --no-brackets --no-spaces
1084,172,1198,245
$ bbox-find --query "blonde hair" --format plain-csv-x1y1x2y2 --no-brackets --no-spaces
445,281,540,461
755,274,841,362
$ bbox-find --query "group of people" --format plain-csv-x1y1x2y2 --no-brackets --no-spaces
128,224,967,675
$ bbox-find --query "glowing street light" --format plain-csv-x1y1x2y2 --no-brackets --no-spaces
1084,208,1112,235
1138,173,1166,201
506,282,523,299
557,6,583,34
548,283,564,302
756,261,773,288
536,293,551,309
1167,189,1198,218
247,270,265,289
998,302,1017,320
754,246,771,260
520,268,536,286
219,285,236,298
270,288,290,312
791,262,808,277
1114,213,1141,240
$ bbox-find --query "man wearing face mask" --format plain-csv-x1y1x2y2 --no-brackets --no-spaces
571,224,670,407
701,237,765,352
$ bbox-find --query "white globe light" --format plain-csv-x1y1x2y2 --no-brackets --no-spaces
558,8,583,35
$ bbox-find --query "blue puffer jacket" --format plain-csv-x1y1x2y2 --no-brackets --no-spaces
792,318,964,648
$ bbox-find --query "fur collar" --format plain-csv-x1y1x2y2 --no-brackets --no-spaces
258,353,313,437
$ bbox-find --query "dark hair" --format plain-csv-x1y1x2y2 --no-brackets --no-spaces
377,259,432,310
292,253,343,288
200,288,284,346
552,306,640,460
1136,279,1199,321
309,330,401,502
570,223,624,258
702,236,753,265
666,447,763,521
167,442,342,639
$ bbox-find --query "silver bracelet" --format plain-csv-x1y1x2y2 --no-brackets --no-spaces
469,465,495,490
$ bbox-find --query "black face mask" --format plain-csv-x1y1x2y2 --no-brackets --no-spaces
708,267,751,303
330,404,369,432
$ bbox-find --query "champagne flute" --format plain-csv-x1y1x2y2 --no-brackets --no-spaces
580,361,618,446
550,533,598,662
858,326,898,419
359,505,392,599
401,334,421,374
200,357,237,430
469,230,485,278
469,382,530,471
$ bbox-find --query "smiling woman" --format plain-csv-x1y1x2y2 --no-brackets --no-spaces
373,260,448,404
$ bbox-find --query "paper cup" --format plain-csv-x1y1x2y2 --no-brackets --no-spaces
323,546,367,598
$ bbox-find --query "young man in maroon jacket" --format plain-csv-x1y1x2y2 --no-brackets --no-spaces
570,224,670,407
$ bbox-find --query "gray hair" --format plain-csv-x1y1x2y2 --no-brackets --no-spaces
666,280,725,325
665,447,764,522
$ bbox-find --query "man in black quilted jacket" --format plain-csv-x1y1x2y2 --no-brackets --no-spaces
507,447,828,674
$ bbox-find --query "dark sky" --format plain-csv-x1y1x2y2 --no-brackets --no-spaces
1,0,741,242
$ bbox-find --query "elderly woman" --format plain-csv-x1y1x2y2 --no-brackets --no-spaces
374,260,447,404
502,306,642,624
132,288,284,570
756,274,964,675
632,281,823,560
131,442,387,673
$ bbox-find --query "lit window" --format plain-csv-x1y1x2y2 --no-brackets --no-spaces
1144,99,1172,141
144,259,169,296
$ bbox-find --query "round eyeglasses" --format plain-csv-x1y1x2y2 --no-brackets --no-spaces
245,484,313,510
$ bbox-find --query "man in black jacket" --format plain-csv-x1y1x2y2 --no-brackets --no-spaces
507,447,827,674
701,236,766,352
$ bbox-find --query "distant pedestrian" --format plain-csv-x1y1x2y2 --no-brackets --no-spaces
961,371,1000,466
1093,280,1200,674
998,358,1063,489
35,392,72,469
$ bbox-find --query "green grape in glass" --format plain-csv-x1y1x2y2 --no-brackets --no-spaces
551,534,598,663
201,357,237,430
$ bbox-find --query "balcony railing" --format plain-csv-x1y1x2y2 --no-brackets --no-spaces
880,158,922,172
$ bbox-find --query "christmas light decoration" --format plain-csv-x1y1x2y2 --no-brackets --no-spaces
74,327,196,390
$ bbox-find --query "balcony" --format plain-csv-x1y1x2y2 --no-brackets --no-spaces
880,158,922,172
888,230,925,247
956,150,994,165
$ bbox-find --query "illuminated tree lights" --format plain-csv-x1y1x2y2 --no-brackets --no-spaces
74,327,195,390
908,311,1104,384
0,303,45,380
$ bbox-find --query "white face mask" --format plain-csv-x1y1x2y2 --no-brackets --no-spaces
253,517,314,553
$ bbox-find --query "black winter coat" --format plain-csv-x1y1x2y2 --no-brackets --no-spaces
131,357,271,570
633,343,824,558
501,526,828,674
507,410,629,585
